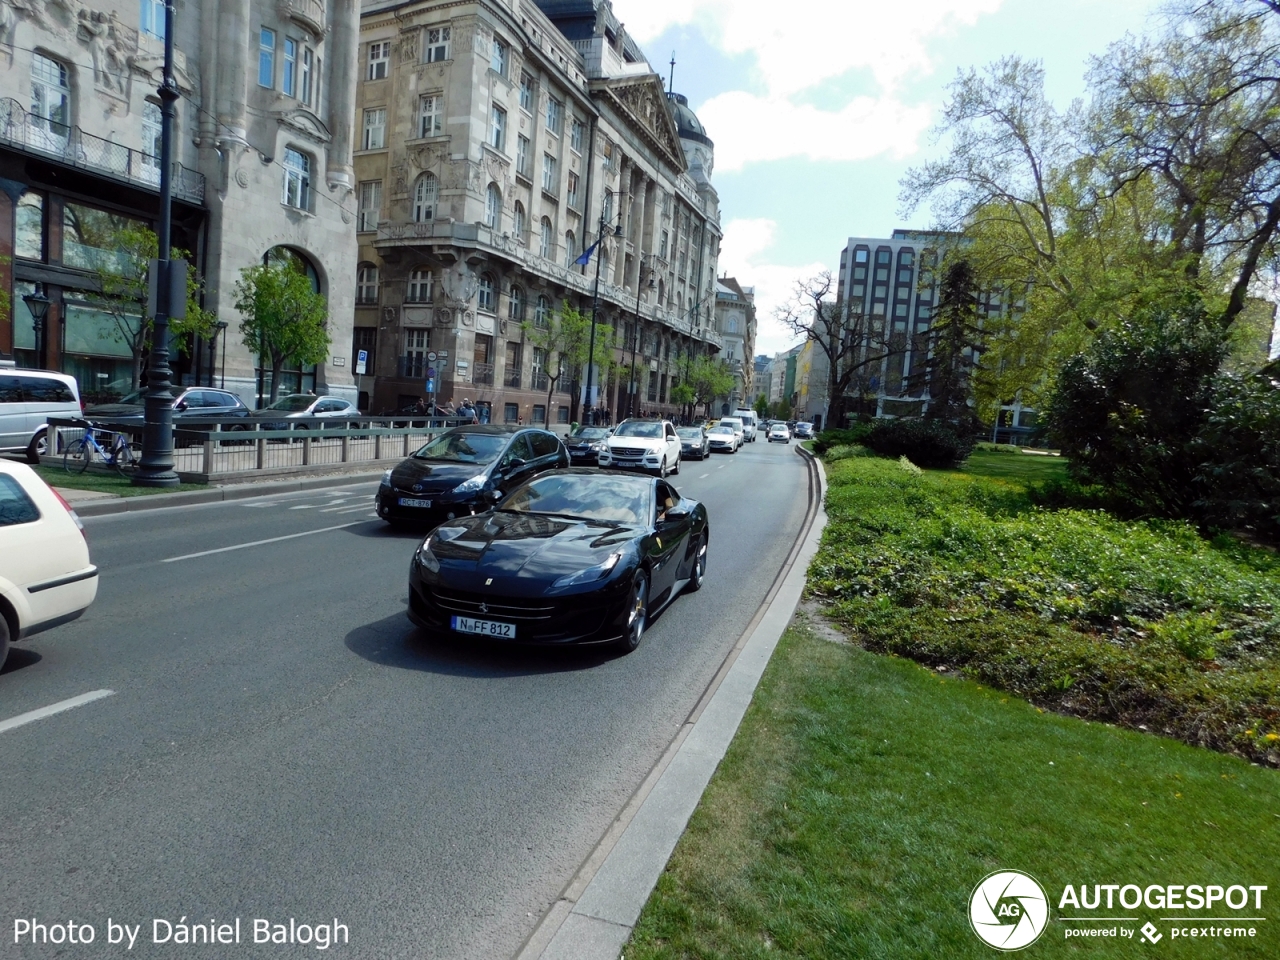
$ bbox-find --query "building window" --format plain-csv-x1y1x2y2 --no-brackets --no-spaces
491,37,508,76
855,248,868,262
539,218,553,258
141,102,162,179
534,295,550,327
566,172,580,209
602,140,615,170
532,346,546,381
602,191,613,222
413,174,437,222
519,73,534,111
15,191,44,261
516,135,531,178
301,47,314,105
358,180,381,231
407,267,433,302
542,153,557,194
356,263,379,304
419,94,442,137
532,404,546,424
353,327,377,379
485,183,501,229
659,230,668,260
424,26,450,62
362,107,386,150
513,201,526,242
368,41,390,80
557,406,569,423
545,97,563,136
508,285,525,321
504,402,519,423
570,118,585,154
259,28,276,87
283,38,298,96
564,231,575,268
140,0,165,39
403,328,430,378
477,273,495,312
282,148,310,209
489,104,506,151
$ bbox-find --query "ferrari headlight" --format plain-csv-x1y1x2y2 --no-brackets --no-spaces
416,537,441,573
451,474,487,495
554,551,622,588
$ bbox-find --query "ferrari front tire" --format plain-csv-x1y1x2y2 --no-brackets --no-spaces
617,571,649,653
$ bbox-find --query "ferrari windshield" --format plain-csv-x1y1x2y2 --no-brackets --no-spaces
612,421,663,438
413,432,507,463
502,474,651,524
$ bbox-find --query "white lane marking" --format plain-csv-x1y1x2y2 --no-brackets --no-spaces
0,689,115,735
718,464,725,469
161,522,365,562
698,473,709,479
327,504,375,514
290,500,349,511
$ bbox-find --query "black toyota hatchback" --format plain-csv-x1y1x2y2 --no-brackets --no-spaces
375,425,568,528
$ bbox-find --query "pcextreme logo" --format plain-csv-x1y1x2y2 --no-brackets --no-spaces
969,870,1050,951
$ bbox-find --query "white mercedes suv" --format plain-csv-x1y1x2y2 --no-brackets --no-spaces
597,419,682,477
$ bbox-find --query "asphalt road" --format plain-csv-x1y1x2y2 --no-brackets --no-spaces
1,438,811,959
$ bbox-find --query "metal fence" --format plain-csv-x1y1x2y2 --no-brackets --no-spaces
47,416,469,483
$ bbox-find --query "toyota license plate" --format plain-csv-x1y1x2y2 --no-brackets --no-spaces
451,616,515,638
398,497,432,508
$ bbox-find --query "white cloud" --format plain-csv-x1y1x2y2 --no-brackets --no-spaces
719,218,827,357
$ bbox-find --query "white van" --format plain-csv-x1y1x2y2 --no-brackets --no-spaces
0,367,82,463
733,409,759,442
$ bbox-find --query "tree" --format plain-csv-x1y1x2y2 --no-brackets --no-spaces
83,222,216,391
775,272,905,428
522,306,617,422
234,258,330,404
918,259,986,425
753,393,769,418
683,354,736,418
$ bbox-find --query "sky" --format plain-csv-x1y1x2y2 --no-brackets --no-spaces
612,0,1167,356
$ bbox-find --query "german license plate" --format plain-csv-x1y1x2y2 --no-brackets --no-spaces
451,616,515,638
398,497,432,508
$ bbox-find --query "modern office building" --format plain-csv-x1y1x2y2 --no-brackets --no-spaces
353,0,722,421
0,0,359,404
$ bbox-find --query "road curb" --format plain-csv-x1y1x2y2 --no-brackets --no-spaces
515,446,829,960
71,470,386,517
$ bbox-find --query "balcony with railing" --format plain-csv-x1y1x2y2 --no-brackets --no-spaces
0,99,205,204
472,362,495,385
531,371,549,391
504,368,521,388
570,37,654,81
281,0,325,37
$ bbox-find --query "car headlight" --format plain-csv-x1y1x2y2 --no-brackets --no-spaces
381,469,393,486
591,441,606,452
451,474,487,495
416,537,441,573
553,551,622,588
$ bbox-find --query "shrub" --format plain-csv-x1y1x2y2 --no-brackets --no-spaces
812,424,873,455
863,417,977,468
1192,373,1280,539
823,443,871,463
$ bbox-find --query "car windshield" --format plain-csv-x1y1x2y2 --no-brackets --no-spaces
709,426,734,436
570,427,610,440
676,428,703,439
502,474,650,524
412,432,507,463
612,421,663,438
264,395,315,412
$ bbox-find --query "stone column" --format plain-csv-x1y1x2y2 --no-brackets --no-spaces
630,174,649,293
326,0,360,189
612,156,629,286
216,0,249,141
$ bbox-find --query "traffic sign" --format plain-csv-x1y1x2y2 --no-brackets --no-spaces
355,349,368,375
427,351,437,362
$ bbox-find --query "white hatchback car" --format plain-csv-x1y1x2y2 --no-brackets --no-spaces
0,460,98,669
768,423,791,443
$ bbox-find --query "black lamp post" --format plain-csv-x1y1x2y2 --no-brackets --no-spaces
23,283,51,369
215,320,228,388
133,0,180,487
584,191,624,426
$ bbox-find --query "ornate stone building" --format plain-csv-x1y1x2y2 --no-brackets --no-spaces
354,0,721,421
0,0,359,404
712,275,754,414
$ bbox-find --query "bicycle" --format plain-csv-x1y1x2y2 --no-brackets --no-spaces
62,421,140,477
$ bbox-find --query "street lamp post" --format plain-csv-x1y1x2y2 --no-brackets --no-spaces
133,0,180,487
22,283,51,370
215,320,229,389
584,192,623,426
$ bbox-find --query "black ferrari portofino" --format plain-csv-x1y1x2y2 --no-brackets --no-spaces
407,469,710,652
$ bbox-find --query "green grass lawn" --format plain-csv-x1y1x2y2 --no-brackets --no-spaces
32,464,206,497
958,447,1070,485
626,622,1280,959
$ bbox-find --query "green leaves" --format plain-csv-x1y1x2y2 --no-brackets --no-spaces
234,258,329,402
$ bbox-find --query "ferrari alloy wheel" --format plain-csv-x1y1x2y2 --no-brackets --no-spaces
687,533,708,592
618,571,649,653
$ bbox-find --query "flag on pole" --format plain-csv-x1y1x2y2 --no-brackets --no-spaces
574,237,602,266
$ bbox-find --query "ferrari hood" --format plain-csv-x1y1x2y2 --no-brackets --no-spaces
431,510,640,582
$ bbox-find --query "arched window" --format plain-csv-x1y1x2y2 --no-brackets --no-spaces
142,102,162,180
539,217,553,259
485,182,501,229
282,148,312,209
413,174,438,222
406,267,433,303
564,230,575,268
30,54,69,149
266,246,321,292
657,278,665,306
513,201,526,242
477,273,495,312
534,294,550,327
356,262,379,304
508,285,525,321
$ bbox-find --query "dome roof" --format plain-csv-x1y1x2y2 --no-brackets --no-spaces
666,92,713,149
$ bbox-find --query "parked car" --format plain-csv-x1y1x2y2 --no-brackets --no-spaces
707,425,739,453
0,367,81,463
0,460,98,669
562,425,612,465
375,425,568,528
84,387,252,423
407,470,709,653
598,419,682,477
793,422,815,439
251,394,359,431
676,425,711,460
